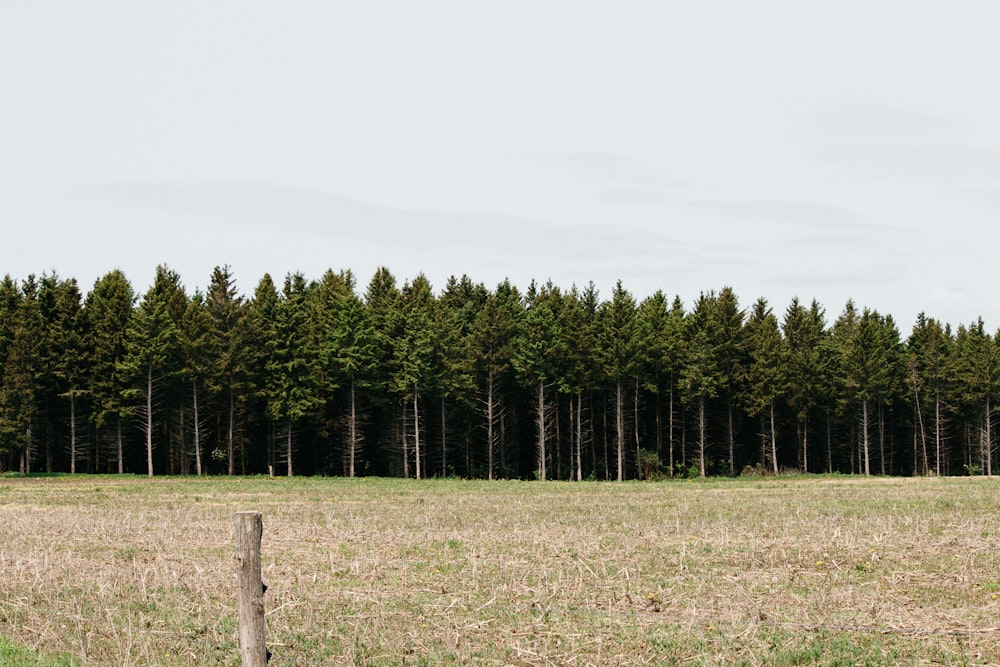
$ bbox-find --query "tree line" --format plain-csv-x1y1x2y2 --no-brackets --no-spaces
0,265,996,479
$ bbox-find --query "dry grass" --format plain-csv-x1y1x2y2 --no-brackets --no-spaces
1,474,999,665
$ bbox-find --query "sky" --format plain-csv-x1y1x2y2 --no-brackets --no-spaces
3,1,1000,331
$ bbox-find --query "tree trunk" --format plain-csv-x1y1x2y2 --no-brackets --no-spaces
286,419,293,477
668,381,675,476
348,377,357,478
401,402,409,479
879,404,886,475
69,390,77,475
770,400,779,475
802,415,809,474
193,381,202,476
826,405,833,474
486,374,494,481
537,380,547,481
146,361,154,478
698,395,706,477
728,399,735,476
934,393,942,476
616,380,624,482
861,399,871,476
576,392,583,482
441,396,447,478
634,379,641,478
986,395,993,476
227,388,235,476
116,417,124,475
413,386,421,480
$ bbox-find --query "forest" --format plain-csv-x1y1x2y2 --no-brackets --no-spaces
0,264,995,480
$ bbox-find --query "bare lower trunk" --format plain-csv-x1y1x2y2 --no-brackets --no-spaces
616,380,624,482
668,381,675,476
802,415,809,474
634,380,641,477
770,400,778,475
348,378,357,478
537,380,546,481
576,392,583,482
698,395,706,477
934,394,942,476
402,402,409,479
227,389,235,476
862,399,871,476
69,391,77,475
117,418,124,475
286,420,293,477
441,396,447,478
986,396,993,476
728,400,735,476
486,376,494,481
193,382,202,476
826,405,833,474
146,363,154,478
413,386,421,480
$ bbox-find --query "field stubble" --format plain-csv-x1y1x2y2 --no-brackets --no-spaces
1,475,999,665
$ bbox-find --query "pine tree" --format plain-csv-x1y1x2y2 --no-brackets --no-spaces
558,284,599,481
907,314,955,475
743,298,787,474
392,274,436,479
435,275,485,477
955,318,1000,475
205,265,249,476
86,270,135,473
712,287,746,475
265,273,322,476
472,280,521,480
680,292,723,477
44,276,89,473
597,280,638,481
0,277,42,474
120,266,184,477
180,291,220,476
782,297,828,473
512,282,562,480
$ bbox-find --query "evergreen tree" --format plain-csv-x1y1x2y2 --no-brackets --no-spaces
120,266,184,477
782,297,828,472
743,297,787,474
680,292,723,477
907,314,955,475
512,282,562,480
180,291,219,476
0,277,41,474
712,287,746,475
558,283,599,481
265,273,322,476
85,270,135,473
44,276,89,473
472,280,521,480
392,274,436,479
205,265,249,475
955,318,1000,475
326,272,376,477
597,280,638,481
245,274,280,474
435,275,485,477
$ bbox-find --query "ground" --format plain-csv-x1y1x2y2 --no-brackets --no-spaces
1,474,998,665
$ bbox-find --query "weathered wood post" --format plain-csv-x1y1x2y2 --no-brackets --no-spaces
236,511,268,666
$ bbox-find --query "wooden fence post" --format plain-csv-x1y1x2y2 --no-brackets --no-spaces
236,511,268,666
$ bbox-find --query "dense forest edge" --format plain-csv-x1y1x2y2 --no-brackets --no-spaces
0,264,995,480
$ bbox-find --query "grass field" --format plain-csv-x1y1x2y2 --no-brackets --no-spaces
1,474,999,666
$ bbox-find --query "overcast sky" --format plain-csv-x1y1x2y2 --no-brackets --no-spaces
4,2,1000,330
